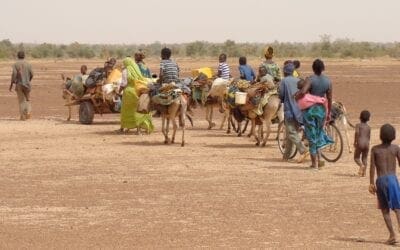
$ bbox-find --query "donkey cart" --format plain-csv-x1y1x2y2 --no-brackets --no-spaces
63,70,121,125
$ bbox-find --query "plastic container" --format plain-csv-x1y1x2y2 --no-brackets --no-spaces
192,67,213,79
235,92,247,105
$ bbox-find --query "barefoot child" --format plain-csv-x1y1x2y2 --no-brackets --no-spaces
354,110,371,176
369,124,400,245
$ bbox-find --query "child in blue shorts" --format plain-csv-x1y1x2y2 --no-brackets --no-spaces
370,124,400,245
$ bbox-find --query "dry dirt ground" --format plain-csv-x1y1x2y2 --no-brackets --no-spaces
0,58,400,248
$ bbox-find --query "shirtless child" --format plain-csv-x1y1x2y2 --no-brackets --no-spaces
369,124,400,245
354,110,371,176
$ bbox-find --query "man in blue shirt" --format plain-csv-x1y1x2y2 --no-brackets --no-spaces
279,63,308,162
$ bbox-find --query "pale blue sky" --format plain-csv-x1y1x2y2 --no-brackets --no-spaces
0,0,398,44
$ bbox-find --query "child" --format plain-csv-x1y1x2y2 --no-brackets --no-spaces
369,124,400,245
354,110,371,176
257,65,275,90
293,60,301,78
238,56,256,82
217,53,230,80
159,47,180,84
80,65,88,82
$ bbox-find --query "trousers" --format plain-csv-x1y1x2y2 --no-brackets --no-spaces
16,84,31,118
283,119,306,159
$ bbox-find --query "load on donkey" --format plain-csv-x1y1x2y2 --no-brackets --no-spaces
225,67,283,146
62,59,122,124
190,68,232,130
139,78,193,146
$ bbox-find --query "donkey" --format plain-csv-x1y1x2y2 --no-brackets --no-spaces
252,95,283,146
191,77,231,130
151,91,188,147
61,74,76,121
229,91,283,146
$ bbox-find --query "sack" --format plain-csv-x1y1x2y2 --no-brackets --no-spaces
151,90,180,106
70,75,85,98
138,94,150,113
209,78,228,97
85,68,105,88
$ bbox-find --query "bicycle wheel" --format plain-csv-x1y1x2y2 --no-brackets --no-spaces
277,121,297,159
321,123,343,162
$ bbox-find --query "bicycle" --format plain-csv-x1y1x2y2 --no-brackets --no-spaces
277,121,344,162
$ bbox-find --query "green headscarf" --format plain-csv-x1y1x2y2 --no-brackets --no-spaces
123,57,145,82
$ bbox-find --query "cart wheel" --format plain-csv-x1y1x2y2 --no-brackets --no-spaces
79,101,94,124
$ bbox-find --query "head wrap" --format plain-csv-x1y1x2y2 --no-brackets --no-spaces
283,63,295,75
122,57,144,82
135,49,146,59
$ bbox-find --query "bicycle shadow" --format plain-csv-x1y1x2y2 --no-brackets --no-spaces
330,236,395,247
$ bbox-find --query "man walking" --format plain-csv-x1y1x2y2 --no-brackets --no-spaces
9,51,33,120
279,62,308,162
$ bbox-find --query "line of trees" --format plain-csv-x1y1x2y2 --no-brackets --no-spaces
1,36,400,59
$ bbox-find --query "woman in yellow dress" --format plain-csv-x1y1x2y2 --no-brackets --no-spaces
119,57,154,133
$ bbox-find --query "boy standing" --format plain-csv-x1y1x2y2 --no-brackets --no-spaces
217,53,231,80
354,110,371,176
369,124,400,245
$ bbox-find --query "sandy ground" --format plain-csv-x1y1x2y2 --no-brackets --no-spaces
1,58,400,248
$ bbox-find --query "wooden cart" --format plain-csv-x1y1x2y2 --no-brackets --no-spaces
64,80,121,125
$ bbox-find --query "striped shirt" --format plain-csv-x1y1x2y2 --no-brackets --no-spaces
218,62,230,80
160,59,179,83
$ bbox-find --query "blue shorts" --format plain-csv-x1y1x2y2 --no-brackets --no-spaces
376,175,400,210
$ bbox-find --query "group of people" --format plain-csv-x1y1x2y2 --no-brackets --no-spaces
8,47,400,244
280,58,333,170
216,47,400,244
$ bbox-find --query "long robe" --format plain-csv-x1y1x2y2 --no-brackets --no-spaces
120,58,154,132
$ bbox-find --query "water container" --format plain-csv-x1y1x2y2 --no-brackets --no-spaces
192,67,213,79
235,92,247,105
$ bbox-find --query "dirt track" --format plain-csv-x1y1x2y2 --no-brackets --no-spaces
1,58,400,248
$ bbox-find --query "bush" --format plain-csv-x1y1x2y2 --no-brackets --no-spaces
0,38,400,60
